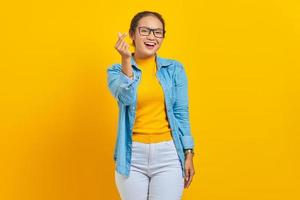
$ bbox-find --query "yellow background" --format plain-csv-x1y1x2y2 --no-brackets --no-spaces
1,0,299,199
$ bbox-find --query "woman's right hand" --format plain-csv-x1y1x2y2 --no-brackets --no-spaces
114,32,131,59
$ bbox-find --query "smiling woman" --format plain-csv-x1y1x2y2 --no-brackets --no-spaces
107,10,195,200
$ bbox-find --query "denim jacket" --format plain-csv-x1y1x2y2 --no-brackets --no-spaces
107,53,195,178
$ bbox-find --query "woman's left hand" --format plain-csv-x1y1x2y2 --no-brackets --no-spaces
184,154,195,188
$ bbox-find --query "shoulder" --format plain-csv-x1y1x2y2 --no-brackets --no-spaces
163,58,188,83
158,56,184,70
164,57,185,74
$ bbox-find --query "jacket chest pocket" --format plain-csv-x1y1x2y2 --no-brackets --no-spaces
169,79,176,105
158,72,175,106
171,86,175,105
163,84,175,106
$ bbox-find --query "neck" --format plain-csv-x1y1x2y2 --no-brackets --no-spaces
133,52,156,61
133,52,156,68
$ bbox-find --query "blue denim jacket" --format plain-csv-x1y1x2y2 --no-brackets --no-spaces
107,53,195,178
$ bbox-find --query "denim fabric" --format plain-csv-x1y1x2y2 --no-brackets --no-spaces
115,140,184,200
107,53,195,178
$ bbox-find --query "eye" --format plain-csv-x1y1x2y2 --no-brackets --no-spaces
141,29,148,33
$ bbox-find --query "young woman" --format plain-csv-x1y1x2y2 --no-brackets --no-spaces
107,11,195,200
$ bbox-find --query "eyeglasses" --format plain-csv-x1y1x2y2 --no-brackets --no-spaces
138,26,166,38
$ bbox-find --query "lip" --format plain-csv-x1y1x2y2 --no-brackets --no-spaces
144,41,156,45
144,42,156,50
144,43,155,50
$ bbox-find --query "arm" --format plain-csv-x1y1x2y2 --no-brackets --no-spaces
107,63,137,106
107,32,137,105
173,61,195,150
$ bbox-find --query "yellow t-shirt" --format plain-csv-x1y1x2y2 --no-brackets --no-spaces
132,55,173,143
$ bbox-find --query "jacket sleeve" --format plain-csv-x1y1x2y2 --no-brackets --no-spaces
107,63,137,106
173,61,195,150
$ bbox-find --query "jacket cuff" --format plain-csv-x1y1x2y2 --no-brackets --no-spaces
181,135,194,149
119,70,136,89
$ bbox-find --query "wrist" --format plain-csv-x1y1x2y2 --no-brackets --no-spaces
184,149,194,157
121,56,131,63
121,57,133,79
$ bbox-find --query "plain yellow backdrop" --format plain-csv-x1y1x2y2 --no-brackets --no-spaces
0,0,299,199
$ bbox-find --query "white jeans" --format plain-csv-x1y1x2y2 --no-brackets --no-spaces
115,140,184,200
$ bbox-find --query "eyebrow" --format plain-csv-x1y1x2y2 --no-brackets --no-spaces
139,26,164,30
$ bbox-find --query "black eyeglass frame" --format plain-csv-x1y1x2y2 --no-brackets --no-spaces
137,26,166,38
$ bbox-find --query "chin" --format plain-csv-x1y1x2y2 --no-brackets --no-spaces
144,52,157,58
137,50,155,57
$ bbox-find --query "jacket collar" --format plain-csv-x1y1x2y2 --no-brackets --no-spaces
130,52,172,71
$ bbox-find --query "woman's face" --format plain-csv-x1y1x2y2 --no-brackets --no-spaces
130,15,165,59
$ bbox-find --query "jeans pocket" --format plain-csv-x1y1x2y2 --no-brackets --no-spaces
164,140,176,150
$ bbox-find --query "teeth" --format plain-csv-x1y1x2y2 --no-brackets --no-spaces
145,42,156,45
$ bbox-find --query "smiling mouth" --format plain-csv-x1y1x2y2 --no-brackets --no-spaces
144,42,156,49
